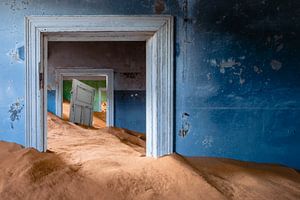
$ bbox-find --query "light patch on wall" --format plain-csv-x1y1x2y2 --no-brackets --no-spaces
209,59,218,67
233,68,245,85
202,136,214,148
271,60,282,71
7,43,25,64
207,57,246,85
8,98,24,129
6,80,15,97
220,58,241,68
208,58,242,74
206,73,212,80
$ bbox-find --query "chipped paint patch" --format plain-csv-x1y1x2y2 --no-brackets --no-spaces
206,73,212,80
220,67,225,74
253,66,263,74
8,98,24,129
7,43,25,63
266,34,284,53
208,58,241,71
209,59,218,67
233,68,245,85
220,58,241,68
211,58,241,74
271,60,282,71
5,0,31,11
154,0,165,14
207,58,246,84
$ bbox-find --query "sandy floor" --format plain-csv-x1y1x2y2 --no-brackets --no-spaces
0,113,299,200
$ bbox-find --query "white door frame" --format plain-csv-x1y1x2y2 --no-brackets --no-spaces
55,68,114,126
25,15,174,157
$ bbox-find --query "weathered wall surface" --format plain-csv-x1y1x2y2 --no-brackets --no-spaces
175,0,300,169
0,0,299,168
47,41,146,132
47,42,146,91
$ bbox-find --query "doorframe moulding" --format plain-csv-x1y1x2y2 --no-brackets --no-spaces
55,68,114,127
25,15,174,157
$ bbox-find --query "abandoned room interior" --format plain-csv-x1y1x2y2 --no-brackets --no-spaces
0,0,299,200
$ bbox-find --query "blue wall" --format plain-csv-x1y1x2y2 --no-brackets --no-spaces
0,0,299,169
174,0,300,170
114,91,146,133
47,90,56,114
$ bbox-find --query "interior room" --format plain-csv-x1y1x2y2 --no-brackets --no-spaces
46,40,147,152
0,1,299,200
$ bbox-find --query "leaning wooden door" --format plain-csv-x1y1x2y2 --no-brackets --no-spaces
69,79,95,127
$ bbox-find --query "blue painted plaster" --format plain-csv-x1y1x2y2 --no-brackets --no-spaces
47,90,56,114
114,91,146,133
175,0,300,169
0,0,299,169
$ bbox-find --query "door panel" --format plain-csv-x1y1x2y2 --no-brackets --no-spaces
69,79,95,127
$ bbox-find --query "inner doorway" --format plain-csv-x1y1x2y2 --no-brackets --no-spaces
46,41,147,151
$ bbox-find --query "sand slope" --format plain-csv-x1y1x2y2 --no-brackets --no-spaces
0,113,299,200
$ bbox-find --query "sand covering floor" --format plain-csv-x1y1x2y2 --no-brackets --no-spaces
0,113,299,200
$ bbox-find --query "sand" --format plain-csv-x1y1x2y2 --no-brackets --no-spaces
0,113,299,200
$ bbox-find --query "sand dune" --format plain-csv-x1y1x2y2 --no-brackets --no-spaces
0,113,299,200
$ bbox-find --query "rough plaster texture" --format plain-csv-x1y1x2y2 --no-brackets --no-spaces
47,41,146,91
0,0,299,169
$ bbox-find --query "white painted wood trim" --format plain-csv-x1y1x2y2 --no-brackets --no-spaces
54,68,114,127
98,87,102,112
146,16,174,157
25,15,174,156
42,35,48,151
46,31,154,42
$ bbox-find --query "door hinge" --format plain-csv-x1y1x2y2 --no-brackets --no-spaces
39,72,44,89
39,62,44,89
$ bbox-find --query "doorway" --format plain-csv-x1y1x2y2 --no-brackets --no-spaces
25,15,174,157
61,79,107,128
53,68,114,127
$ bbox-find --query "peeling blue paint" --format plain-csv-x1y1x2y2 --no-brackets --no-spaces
179,112,190,138
7,43,25,63
8,98,24,129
